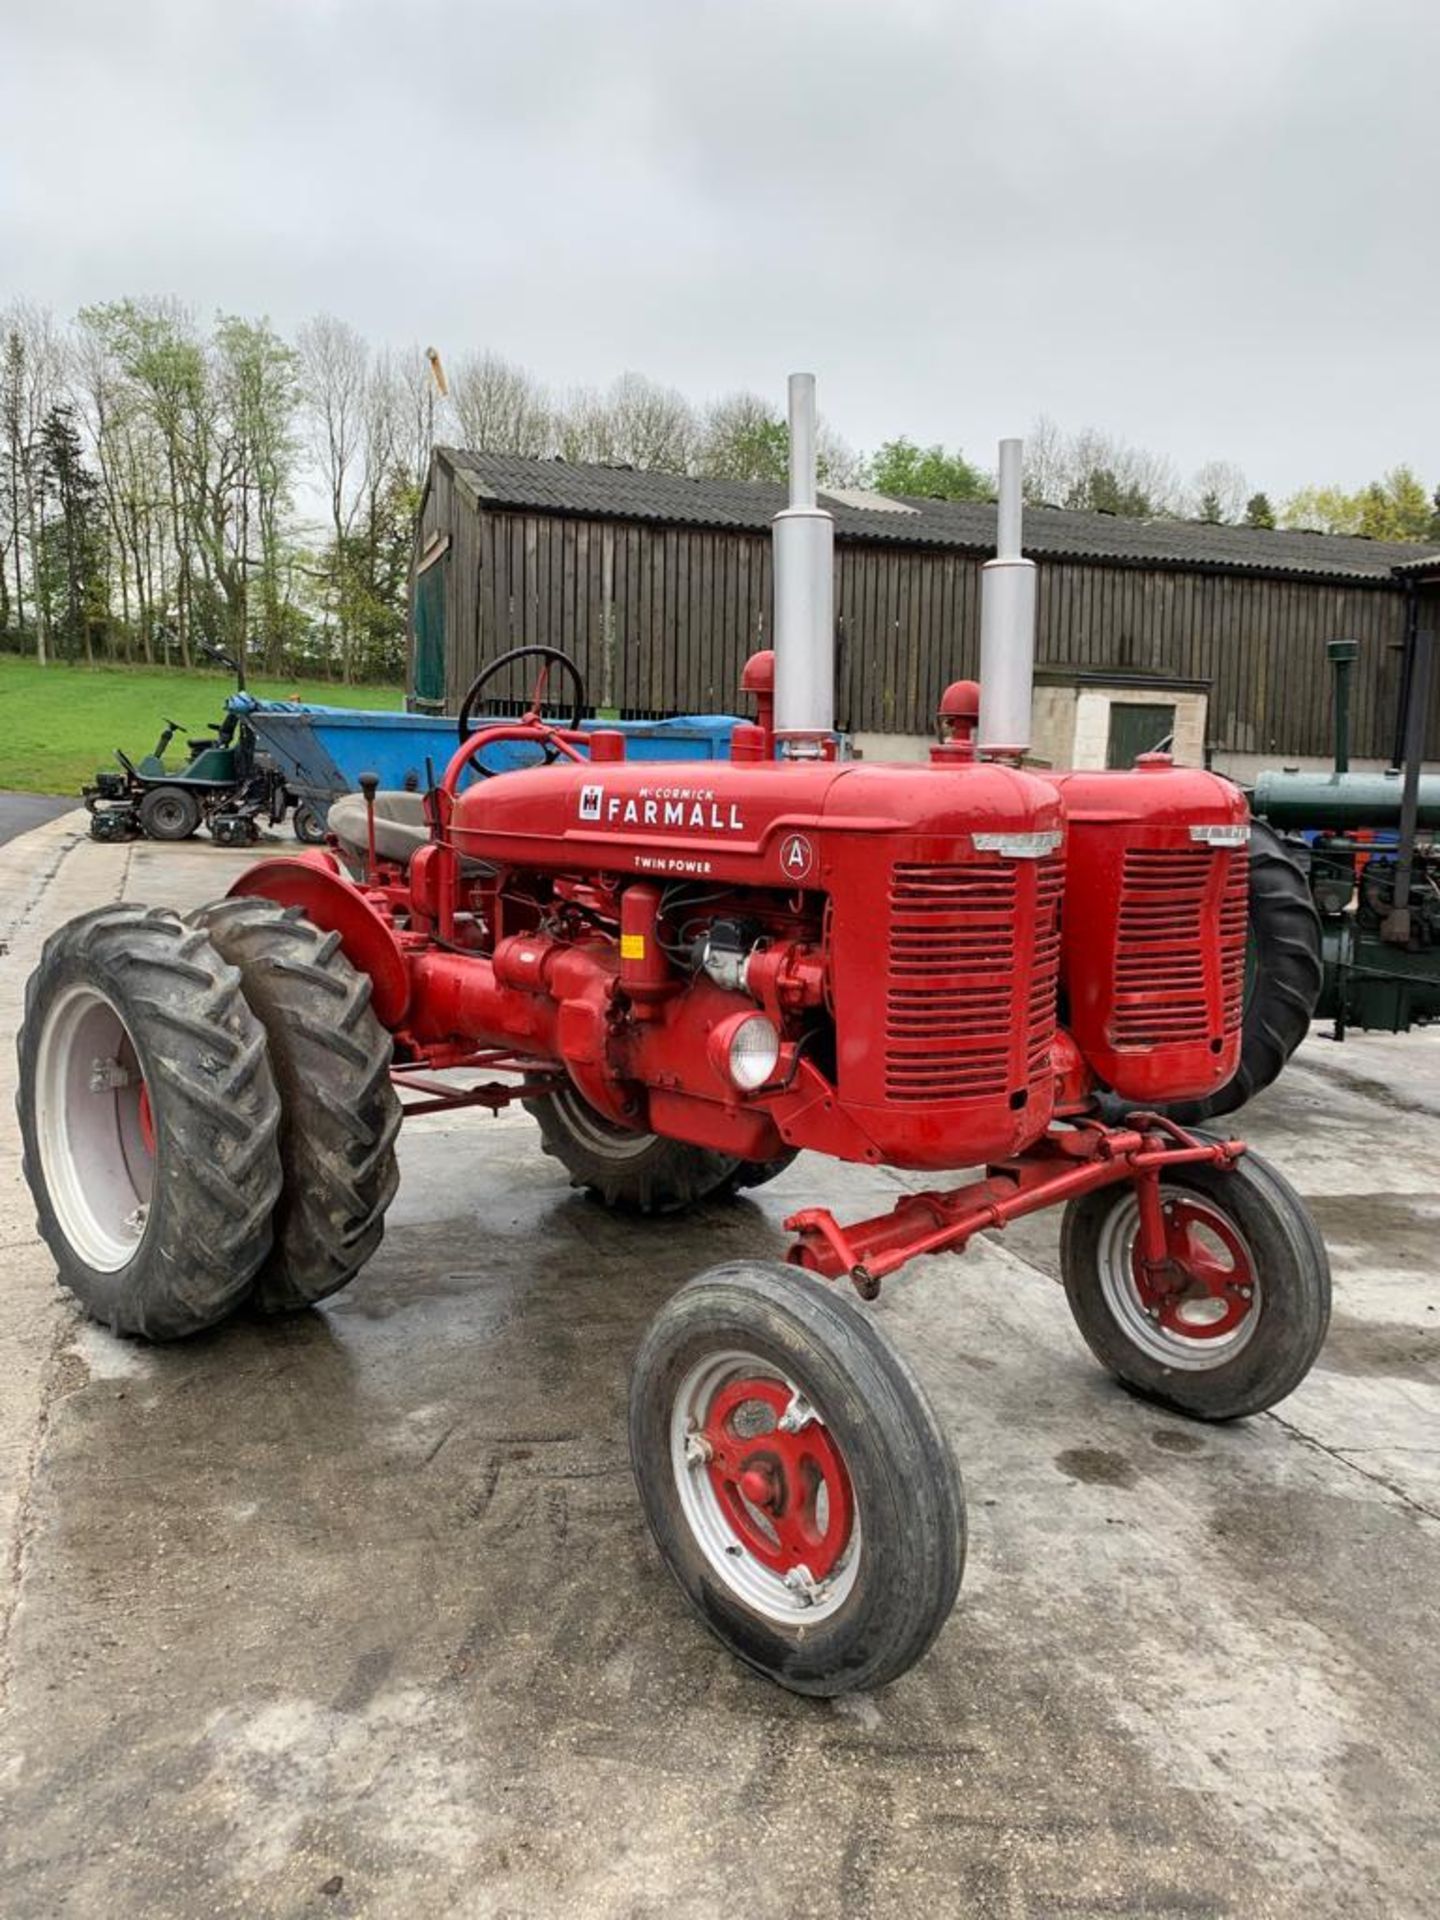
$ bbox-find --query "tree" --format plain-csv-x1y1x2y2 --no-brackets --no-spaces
35,405,106,662
449,351,550,456
1281,485,1360,535
694,391,856,488
694,393,788,483
1282,470,1433,542
1245,492,1276,529
1356,467,1432,543
1067,466,1155,518
1189,460,1247,524
1,302,65,659
1022,417,1179,518
212,314,301,670
554,373,697,472
866,437,988,501
297,315,367,673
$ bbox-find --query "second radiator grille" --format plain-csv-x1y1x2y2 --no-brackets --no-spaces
884,859,1060,1103
1112,846,1248,1046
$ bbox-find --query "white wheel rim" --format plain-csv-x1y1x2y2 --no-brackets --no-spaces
1095,1192,1261,1370
669,1348,862,1625
33,983,155,1272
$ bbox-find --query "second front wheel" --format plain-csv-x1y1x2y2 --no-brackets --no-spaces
1060,1140,1330,1420
629,1261,965,1696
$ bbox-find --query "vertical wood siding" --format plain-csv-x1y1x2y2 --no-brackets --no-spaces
417,485,1423,758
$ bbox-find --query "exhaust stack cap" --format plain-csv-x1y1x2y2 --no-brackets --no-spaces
773,372,835,752
978,437,1037,759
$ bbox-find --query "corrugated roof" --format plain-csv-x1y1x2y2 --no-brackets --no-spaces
440,447,1440,585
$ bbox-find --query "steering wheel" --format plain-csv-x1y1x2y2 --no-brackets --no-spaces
455,646,589,778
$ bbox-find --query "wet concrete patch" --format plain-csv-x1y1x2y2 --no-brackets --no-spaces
1055,1446,1139,1488
1316,1313,1440,1384
1303,1193,1440,1277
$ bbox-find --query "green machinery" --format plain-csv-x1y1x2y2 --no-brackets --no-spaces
1252,633,1440,1038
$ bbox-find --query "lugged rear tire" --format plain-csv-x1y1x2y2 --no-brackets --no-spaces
526,1082,790,1214
194,898,402,1313
17,905,283,1339
1163,822,1321,1124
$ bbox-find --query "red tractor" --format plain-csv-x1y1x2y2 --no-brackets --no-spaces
16,388,1329,1697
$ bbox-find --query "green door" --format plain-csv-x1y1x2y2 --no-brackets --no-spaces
412,545,448,712
1107,701,1175,768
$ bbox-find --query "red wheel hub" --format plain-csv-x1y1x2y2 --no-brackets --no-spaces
137,1082,156,1158
1133,1195,1257,1340
700,1377,854,1581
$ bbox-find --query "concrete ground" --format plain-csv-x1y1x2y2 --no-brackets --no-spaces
0,811,1437,1920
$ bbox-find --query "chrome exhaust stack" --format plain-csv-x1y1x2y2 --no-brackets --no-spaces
978,437,1036,759
772,372,836,756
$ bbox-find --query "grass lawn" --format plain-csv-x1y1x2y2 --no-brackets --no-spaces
0,658,404,794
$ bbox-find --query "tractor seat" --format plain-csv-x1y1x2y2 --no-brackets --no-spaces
327,791,494,877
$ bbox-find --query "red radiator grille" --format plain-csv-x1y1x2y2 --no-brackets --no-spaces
885,859,1060,1103
1027,858,1065,1077
1111,846,1249,1046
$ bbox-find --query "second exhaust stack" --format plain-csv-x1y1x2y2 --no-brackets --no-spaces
773,372,835,749
978,437,1036,758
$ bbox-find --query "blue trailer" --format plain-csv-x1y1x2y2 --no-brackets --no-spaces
232,696,744,828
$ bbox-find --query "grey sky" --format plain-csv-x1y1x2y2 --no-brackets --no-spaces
2,0,1436,498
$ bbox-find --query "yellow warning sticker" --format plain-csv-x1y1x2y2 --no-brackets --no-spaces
620,933,646,960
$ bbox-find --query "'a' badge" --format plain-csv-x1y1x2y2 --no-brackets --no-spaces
779,833,815,881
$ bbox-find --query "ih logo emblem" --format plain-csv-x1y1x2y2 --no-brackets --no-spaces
780,833,815,881
579,784,603,822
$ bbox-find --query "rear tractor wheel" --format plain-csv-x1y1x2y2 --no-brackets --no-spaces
17,906,283,1339
193,898,402,1313
629,1261,965,1695
1060,1139,1330,1421
526,1082,795,1214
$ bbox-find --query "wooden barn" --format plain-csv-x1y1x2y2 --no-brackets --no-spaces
410,449,1440,775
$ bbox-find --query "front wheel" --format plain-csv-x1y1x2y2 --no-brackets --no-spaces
138,785,202,841
1060,1141,1330,1420
629,1261,965,1695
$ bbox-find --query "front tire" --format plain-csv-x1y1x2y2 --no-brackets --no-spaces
629,1261,965,1696
193,899,402,1313
1060,1141,1330,1420
138,785,202,842
17,906,283,1339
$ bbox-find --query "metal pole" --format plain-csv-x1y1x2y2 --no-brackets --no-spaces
1381,627,1433,947
1327,637,1358,774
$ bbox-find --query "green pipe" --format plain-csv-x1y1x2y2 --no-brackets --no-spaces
1253,768,1440,831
